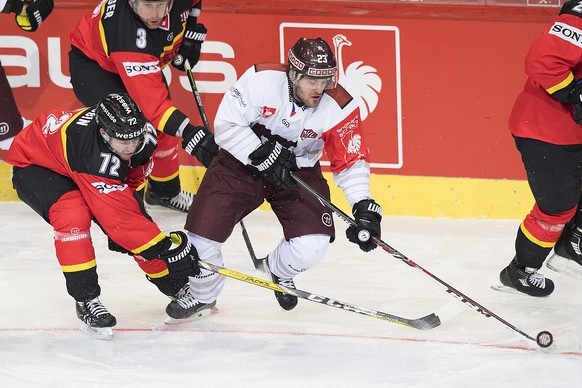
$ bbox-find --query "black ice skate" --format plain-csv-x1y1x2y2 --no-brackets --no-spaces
546,225,582,279
164,287,217,324
75,297,117,340
145,189,194,213
259,257,298,311
493,258,554,297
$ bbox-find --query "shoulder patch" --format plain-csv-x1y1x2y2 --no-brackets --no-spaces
254,63,288,73
325,84,353,109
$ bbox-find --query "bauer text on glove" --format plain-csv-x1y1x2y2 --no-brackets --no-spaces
346,199,382,252
249,141,298,189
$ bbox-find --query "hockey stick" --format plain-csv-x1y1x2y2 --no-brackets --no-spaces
198,260,442,330
184,60,260,268
290,173,557,350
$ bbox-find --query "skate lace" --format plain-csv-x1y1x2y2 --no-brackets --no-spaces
168,190,194,212
173,283,190,300
86,298,110,317
277,277,296,289
528,272,546,288
177,291,203,309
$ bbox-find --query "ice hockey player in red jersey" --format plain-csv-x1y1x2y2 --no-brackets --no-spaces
0,0,54,150
164,37,383,320
496,1,582,297
6,93,201,339
68,0,218,212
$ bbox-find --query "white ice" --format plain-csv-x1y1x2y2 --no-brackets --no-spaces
1,201,582,387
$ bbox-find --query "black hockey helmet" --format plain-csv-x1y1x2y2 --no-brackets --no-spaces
96,93,146,141
288,37,337,89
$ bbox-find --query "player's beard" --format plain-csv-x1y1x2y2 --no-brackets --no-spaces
293,84,322,108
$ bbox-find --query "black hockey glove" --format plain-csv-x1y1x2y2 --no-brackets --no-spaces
551,78,582,125
182,124,219,167
172,23,207,71
249,141,298,189
159,231,201,279
346,199,382,252
4,0,54,32
108,237,130,255
568,80,582,125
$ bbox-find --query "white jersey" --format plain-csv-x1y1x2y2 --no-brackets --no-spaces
214,63,372,205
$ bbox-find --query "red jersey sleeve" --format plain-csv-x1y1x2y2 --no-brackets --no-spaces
322,108,370,173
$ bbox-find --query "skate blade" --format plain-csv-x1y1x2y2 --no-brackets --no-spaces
144,202,184,213
164,306,218,325
490,284,527,295
546,254,582,280
79,322,113,340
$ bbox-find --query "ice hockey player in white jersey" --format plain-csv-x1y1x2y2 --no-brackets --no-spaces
165,37,383,320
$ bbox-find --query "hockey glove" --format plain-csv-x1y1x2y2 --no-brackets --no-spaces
249,141,298,189
159,231,201,279
182,124,219,167
108,237,130,255
568,81,582,125
346,199,382,252
5,0,54,32
172,23,207,71
551,78,582,125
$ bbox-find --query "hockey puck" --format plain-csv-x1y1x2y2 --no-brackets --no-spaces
536,330,553,348
357,229,371,242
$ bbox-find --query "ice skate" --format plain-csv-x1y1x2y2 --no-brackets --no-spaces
75,297,117,340
164,287,217,324
145,189,194,213
259,257,298,311
546,226,582,279
491,257,554,297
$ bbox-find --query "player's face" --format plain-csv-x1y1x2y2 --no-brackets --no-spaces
100,129,142,160
293,76,330,108
109,137,142,160
133,0,170,29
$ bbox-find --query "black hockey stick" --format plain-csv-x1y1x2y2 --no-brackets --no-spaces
198,260,442,330
290,173,556,350
184,60,259,268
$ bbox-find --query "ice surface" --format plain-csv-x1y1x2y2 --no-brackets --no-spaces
1,202,581,387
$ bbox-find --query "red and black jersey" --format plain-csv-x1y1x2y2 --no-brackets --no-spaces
5,107,166,254
510,4,582,144
69,0,201,135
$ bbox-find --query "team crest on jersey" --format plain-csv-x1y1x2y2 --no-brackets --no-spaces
261,106,276,118
347,134,362,154
300,128,318,140
336,111,366,157
92,182,128,194
42,113,73,135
